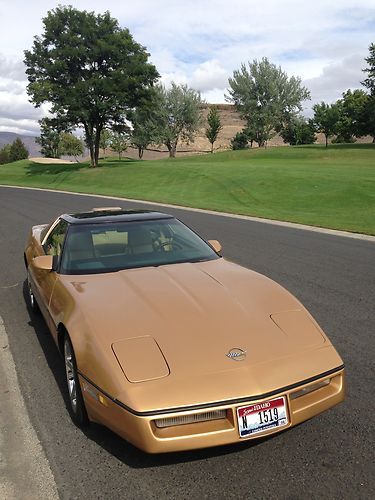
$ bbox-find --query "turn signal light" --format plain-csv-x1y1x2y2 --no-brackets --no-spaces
290,378,331,400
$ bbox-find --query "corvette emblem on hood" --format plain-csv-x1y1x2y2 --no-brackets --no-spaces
226,348,247,361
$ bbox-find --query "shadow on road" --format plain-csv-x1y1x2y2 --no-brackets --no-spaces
23,280,275,469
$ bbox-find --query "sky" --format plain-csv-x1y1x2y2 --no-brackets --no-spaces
0,0,374,136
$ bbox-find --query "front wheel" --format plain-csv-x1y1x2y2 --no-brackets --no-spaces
64,335,89,428
27,272,40,313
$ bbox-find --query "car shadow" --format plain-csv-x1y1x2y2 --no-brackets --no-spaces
23,280,278,469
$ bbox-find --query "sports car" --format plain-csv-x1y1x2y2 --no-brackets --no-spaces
24,208,345,453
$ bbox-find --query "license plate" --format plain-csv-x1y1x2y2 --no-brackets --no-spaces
237,396,288,438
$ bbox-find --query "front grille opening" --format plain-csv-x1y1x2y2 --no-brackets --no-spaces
154,409,227,428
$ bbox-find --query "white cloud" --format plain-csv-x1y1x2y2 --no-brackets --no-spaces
189,60,228,93
0,54,27,81
304,54,366,106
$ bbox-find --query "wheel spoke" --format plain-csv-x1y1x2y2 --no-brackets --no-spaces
64,341,78,412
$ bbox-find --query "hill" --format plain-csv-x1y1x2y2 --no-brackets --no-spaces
0,132,40,157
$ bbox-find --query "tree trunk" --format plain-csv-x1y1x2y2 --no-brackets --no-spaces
138,146,144,159
166,140,177,158
84,123,95,167
94,127,102,167
210,142,214,153
325,134,328,147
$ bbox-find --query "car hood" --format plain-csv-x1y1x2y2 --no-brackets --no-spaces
61,259,342,412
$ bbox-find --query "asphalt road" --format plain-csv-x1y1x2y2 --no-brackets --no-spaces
0,186,374,500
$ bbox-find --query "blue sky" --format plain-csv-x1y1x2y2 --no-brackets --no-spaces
0,0,374,135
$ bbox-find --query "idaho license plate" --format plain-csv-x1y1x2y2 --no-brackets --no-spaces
237,396,288,438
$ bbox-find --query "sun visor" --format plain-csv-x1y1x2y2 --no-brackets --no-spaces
112,336,170,383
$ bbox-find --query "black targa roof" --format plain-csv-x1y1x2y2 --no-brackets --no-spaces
62,209,173,225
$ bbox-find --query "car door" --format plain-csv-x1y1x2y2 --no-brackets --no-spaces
31,218,68,333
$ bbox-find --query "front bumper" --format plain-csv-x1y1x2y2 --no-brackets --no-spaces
81,367,345,453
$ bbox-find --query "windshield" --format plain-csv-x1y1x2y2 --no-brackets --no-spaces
60,218,219,274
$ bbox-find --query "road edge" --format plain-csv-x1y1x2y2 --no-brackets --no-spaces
1,184,374,242
0,315,59,499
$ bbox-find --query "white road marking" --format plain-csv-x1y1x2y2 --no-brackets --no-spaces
0,316,58,500
1,184,374,242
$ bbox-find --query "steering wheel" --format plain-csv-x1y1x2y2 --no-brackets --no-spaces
158,240,183,251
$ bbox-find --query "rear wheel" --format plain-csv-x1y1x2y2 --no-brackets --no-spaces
64,335,89,427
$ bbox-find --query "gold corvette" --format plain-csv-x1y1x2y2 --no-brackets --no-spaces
24,208,345,453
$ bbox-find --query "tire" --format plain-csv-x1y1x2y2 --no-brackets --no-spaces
27,272,40,313
63,334,89,428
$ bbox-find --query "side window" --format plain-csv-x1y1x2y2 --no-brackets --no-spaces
43,220,69,259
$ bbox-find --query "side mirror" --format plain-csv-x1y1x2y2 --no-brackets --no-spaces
207,239,222,253
33,255,54,271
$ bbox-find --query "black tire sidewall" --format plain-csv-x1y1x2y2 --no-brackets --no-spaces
27,273,40,313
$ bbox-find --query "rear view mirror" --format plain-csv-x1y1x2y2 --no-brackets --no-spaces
33,255,54,271
208,239,222,253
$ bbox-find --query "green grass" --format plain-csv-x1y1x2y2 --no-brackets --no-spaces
1,144,374,235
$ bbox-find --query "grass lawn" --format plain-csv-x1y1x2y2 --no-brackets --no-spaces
0,144,374,235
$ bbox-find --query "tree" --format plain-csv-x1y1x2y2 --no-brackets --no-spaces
362,42,375,96
110,131,128,159
361,96,375,142
280,116,316,145
24,6,158,167
227,57,310,147
205,106,222,153
312,102,339,147
361,43,375,142
9,138,29,162
333,90,368,143
36,117,68,158
231,131,249,150
58,133,84,161
129,99,160,159
0,144,10,164
154,83,203,158
99,129,112,159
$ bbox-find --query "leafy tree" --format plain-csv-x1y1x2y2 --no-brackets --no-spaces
0,144,11,164
205,106,222,153
231,131,249,150
361,96,375,142
154,83,203,158
58,133,84,161
312,102,339,147
9,138,29,162
24,6,158,167
280,116,316,145
110,131,129,159
361,43,375,142
36,117,68,158
362,42,375,96
227,58,310,147
129,100,160,159
333,89,369,142
99,129,112,159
